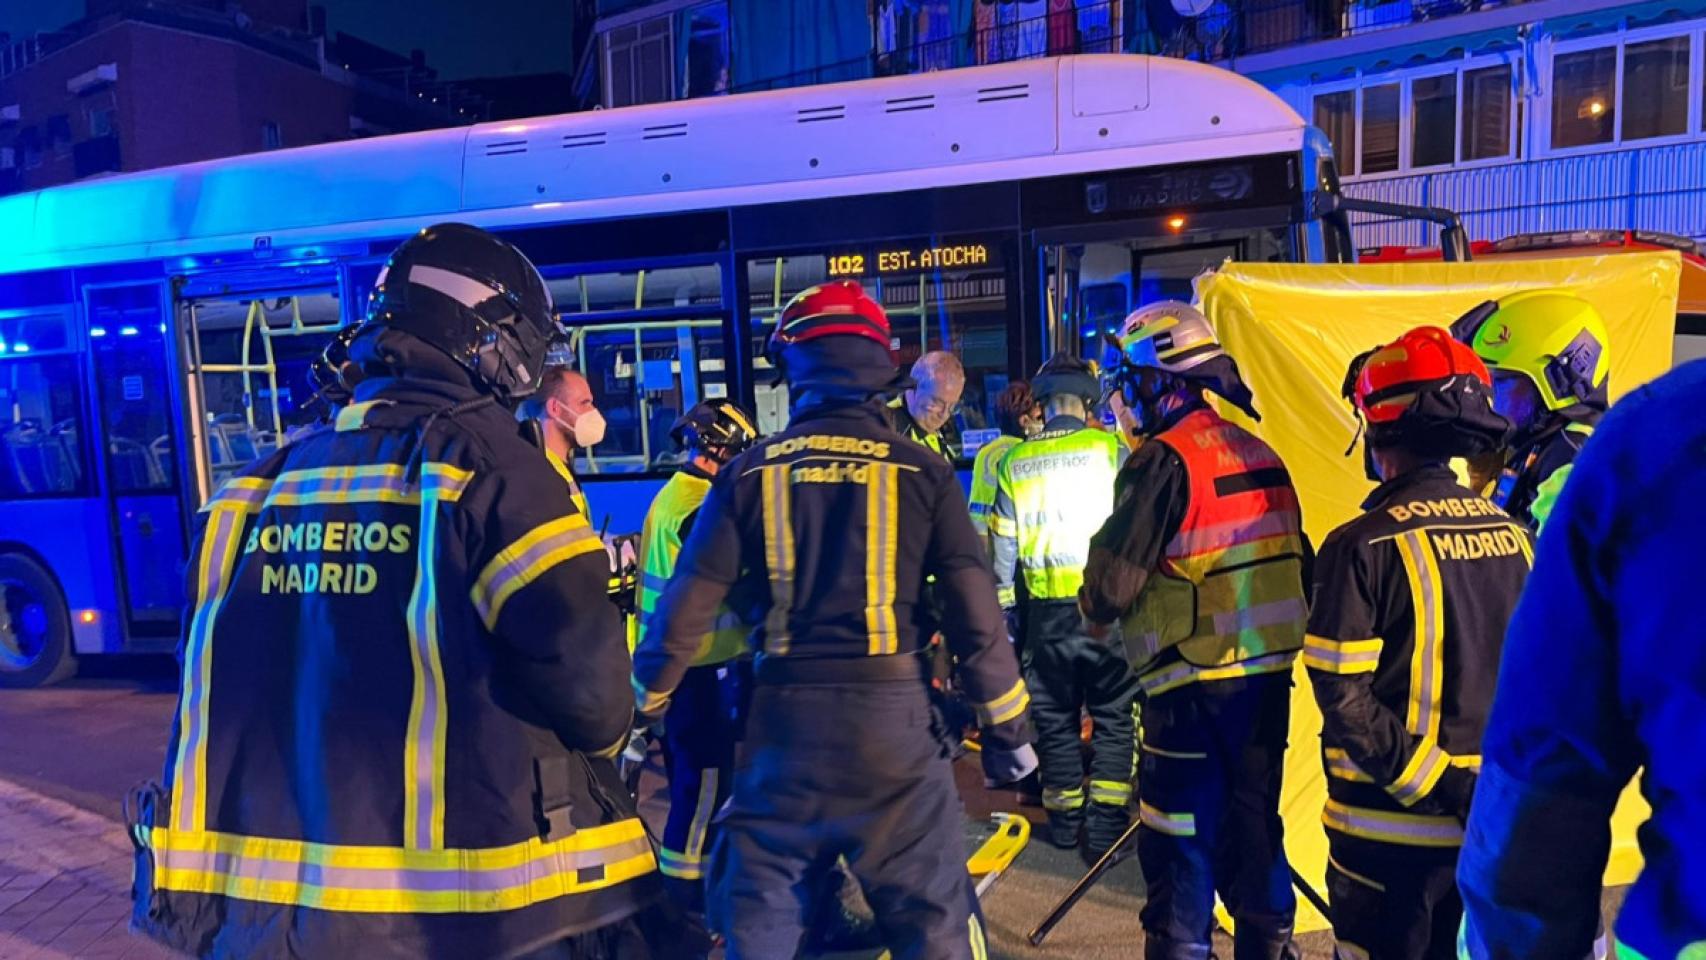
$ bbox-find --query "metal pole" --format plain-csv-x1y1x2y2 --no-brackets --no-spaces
1028,820,1335,946
1291,867,1331,919
1027,814,1140,946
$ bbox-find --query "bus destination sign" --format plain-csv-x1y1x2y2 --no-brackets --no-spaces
828,242,993,277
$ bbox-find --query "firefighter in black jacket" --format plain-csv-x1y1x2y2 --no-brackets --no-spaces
633,280,1037,960
1309,326,1531,959
1079,301,1306,960
130,223,677,960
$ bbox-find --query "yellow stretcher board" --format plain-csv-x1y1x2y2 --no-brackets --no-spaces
1196,252,1681,933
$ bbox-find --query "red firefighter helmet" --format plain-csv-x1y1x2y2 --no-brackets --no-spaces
1353,326,1493,424
767,280,892,359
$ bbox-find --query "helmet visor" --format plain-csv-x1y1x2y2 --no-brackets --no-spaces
1490,369,1543,431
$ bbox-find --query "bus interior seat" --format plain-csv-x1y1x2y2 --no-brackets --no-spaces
206,428,234,466
150,435,174,481
3,420,79,494
211,420,259,463
109,437,166,489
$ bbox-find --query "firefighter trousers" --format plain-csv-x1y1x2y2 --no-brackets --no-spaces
659,660,748,913
1324,833,1460,960
1021,601,1138,823
707,659,989,960
1136,672,1297,960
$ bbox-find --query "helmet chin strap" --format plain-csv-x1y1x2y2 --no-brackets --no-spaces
1126,372,1190,437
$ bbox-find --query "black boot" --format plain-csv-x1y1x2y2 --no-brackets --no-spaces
1045,808,1084,849
1232,925,1302,960
1083,800,1131,864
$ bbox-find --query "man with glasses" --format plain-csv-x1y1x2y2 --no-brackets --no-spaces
889,350,965,462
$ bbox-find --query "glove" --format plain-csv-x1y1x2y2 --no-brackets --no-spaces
615,726,652,788
620,727,651,765
981,742,1039,789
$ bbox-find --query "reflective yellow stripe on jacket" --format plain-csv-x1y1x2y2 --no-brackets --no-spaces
471,512,604,631
546,448,592,519
172,477,269,834
760,465,794,655
140,816,656,914
1322,799,1463,848
404,463,475,851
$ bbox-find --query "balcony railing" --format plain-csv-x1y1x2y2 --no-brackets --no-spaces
730,0,1528,94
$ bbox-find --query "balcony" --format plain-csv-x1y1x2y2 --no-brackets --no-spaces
728,0,1534,94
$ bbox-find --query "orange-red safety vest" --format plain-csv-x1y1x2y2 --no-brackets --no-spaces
1120,408,1308,697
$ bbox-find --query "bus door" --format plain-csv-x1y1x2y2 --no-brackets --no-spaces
176,273,343,505
1037,229,1288,359
84,282,186,634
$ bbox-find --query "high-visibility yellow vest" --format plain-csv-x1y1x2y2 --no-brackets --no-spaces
546,448,591,520
968,434,1022,540
636,472,748,666
995,425,1124,601
1120,409,1307,689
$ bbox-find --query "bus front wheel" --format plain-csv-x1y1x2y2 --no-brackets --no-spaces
0,553,76,688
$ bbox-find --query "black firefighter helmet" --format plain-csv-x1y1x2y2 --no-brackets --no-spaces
671,399,760,464
365,222,557,406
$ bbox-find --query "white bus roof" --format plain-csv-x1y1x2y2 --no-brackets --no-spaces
0,55,1305,274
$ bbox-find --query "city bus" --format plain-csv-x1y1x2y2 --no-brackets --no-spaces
0,53,1357,685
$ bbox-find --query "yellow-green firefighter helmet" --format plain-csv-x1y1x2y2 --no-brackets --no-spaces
1450,290,1610,412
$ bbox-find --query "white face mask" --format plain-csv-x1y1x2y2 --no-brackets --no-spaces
553,408,606,448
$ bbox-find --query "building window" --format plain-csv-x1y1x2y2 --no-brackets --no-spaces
1552,47,1617,149
1462,64,1514,161
1622,36,1690,141
605,15,673,108
1361,84,1400,174
261,121,283,150
1411,73,1456,168
682,2,730,98
18,127,41,169
88,106,115,138
46,114,72,159
1314,90,1357,176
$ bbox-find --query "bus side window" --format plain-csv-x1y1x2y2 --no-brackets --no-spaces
545,264,728,475
744,245,1014,463
0,355,87,498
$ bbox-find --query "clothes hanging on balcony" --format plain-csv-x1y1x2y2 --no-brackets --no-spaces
1048,0,1078,54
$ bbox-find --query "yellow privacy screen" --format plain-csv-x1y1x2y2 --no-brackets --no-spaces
1197,252,1680,932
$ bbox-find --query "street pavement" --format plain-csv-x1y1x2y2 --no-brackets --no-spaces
0,659,1625,959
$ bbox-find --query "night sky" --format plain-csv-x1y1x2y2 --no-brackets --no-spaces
0,0,574,80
